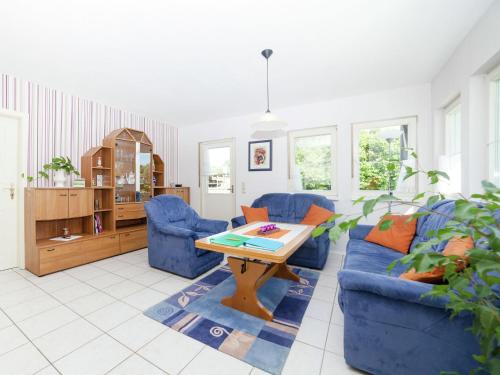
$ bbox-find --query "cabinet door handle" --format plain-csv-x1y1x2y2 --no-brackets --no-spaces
59,194,67,197
123,233,130,237
109,236,116,239
70,193,78,197
47,248,56,252
118,207,124,210
117,215,124,218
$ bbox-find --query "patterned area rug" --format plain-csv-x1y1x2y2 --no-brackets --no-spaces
144,265,319,374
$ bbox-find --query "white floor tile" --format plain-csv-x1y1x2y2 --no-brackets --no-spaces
250,367,272,375
321,351,364,374
33,318,102,362
130,270,170,286
0,325,29,355
0,310,12,330
122,288,167,310
85,301,140,331
94,259,130,272
0,285,46,309
111,264,149,279
64,264,107,281
331,300,344,326
17,305,79,339
86,273,126,289
108,354,166,374
36,274,81,293
0,278,33,296
138,328,204,374
50,282,96,303
296,316,329,349
0,343,49,375
109,314,166,351
14,268,40,280
317,274,338,288
4,295,61,322
325,324,343,355
282,341,323,375
312,285,336,304
103,280,145,299
35,365,60,375
54,334,132,375
181,346,253,375
0,269,25,283
306,299,333,322
150,277,190,295
66,291,116,316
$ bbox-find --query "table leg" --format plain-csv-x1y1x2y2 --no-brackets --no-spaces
274,262,300,282
221,257,273,321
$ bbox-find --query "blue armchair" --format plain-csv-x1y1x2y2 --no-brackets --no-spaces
145,195,227,279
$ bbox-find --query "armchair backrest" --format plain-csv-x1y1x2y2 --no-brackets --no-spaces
145,195,198,229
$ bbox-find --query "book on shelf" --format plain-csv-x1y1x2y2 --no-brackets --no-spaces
94,213,103,234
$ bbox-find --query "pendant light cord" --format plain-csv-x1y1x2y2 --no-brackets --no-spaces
266,57,270,113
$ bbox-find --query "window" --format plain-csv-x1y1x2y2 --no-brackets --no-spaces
441,99,462,194
489,65,500,185
206,146,231,194
352,117,417,196
288,126,337,195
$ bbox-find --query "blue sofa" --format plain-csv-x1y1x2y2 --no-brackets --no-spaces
145,195,227,279
231,193,335,269
338,200,480,375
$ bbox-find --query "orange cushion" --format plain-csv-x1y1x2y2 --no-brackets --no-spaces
399,267,445,284
300,204,335,226
241,206,269,223
400,236,474,283
364,214,417,254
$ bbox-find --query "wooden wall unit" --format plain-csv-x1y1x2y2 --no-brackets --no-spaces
25,128,189,276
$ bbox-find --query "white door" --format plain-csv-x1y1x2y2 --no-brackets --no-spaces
200,139,236,222
0,110,26,270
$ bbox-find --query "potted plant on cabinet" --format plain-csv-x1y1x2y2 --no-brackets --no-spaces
41,156,80,187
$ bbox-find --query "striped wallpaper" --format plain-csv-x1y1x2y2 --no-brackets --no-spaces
1,74,178,186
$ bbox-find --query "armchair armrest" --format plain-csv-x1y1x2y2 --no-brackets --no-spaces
338,269,448,309
195,218,228,233
231,216,246,228
349,224,374,240
155,223,197,239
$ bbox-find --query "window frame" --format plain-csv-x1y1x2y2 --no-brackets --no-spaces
488,65,500,185
287,125,338,198
351,116,417,199
442,97,462,194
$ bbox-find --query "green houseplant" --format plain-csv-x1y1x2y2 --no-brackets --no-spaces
314,155,499,374
24,156,79,187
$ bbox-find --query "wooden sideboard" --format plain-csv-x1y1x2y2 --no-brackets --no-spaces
165,187,190,204
25,188,148,276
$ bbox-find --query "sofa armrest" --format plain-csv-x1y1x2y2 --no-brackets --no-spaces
231,216,246,228
338,269,448,309
155,223,197,239
349,224,374,240
195,218,228,233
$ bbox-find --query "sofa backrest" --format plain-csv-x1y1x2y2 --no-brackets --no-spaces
410,200,455,252
145,195,197,229
251,193,334,223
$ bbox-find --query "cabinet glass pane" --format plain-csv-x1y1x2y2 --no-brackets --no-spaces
115,140,136,203
138,143,152,202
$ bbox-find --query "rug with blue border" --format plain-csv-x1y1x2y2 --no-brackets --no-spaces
144,264,319,374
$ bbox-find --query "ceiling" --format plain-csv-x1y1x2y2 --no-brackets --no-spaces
0,0,494,126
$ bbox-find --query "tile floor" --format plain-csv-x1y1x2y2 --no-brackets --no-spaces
0,249,364,375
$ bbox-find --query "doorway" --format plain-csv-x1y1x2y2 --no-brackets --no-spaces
0,110,27,270
200,139,236,222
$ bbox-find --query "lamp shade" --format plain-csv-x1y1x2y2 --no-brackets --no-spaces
251,111,287,131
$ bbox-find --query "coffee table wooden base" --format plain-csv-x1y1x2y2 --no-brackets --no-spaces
221,256,300,321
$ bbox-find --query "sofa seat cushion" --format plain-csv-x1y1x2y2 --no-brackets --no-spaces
345,239,407,276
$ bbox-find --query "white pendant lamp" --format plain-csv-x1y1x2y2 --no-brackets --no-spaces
252,49,287,132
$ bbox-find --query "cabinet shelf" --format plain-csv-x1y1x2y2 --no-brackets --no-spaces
92,166,111,170
94,208,113,212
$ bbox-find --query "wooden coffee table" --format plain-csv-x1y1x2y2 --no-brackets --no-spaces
195,222,315,321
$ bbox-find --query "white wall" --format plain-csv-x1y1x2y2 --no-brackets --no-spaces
431,1,500,195
178,84,432,251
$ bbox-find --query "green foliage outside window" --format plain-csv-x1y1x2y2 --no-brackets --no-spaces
295,134,332,191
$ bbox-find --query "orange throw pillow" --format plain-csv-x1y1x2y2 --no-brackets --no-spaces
400,236,474,283
399,268,445,284
301,204,335,226
364,214,417,254
241,206,269,223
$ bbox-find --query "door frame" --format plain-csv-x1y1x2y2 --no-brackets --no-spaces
199,138,236,219
0,109,28,269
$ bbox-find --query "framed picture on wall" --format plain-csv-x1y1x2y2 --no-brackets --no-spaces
248,140,272,171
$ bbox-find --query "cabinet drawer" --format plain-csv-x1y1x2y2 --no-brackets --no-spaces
39,242,85,275
85,235,120,262
115,203,146,221
120,229,147,253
